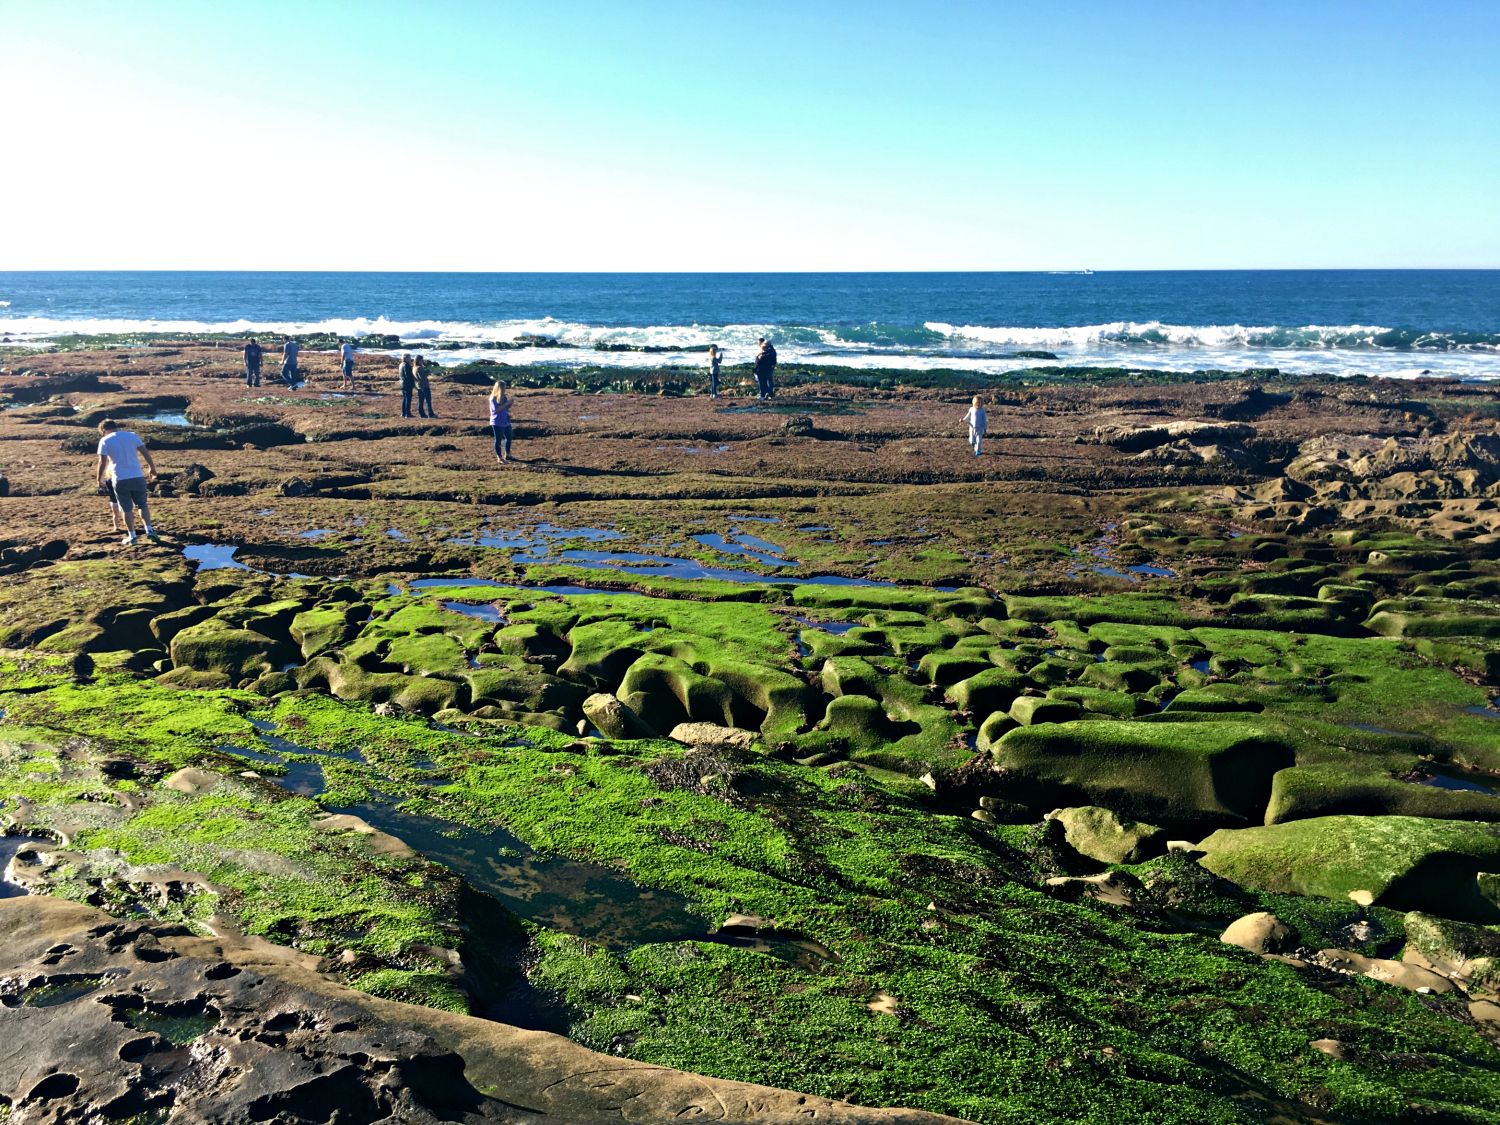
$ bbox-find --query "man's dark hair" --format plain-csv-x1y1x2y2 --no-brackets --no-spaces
98,419,118,433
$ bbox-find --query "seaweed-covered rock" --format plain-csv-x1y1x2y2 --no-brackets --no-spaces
169,618,294,680
991,720,1296,831
1045,805,1166,865
1008,696,1081,726
1198,815,1500,923
945,666,1027,715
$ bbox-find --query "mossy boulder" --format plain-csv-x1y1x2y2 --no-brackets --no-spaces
169,619,295,680
916,651,991,686
1165,688,1263,714
976,710,1018,751
1009,696,1082,726
1047,686,1146,718
1046,805,1166,865
991,720,1296,831
1264,765,1500,825
1079,661,1161,693
818,694,901,752
945,667,1027,716
290,603,365,659
820,656,884,701
1198,815,1500,924
619,652,740,733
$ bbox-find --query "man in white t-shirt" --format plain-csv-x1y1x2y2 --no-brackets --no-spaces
95,420,161,546
339,340,355,390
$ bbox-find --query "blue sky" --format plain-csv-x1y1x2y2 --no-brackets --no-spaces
1,0,1495,270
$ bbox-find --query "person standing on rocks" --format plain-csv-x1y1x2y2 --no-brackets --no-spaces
490,380,513,463
415,355,435,418
243,338,263,388
399,354,417,417
707,344,722,398
963,395,987,456
339,340,355,391
280,338,300,388
754,337,777,400
95,419,160,545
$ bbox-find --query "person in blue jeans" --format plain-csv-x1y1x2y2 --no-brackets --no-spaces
280,339,300,387
244,339,263,387
490,381,513,463
399,354,416,417
415,354,435,417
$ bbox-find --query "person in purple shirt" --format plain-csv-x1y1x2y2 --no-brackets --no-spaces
489,381,513,463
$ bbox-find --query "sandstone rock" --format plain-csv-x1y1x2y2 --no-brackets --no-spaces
582,692,657,739
312,813,417,859
163,767,220,795
0,898,960,1125
1045,805,1166,865
1311,948,1455,993
1219,911,1292,954
1310,1038,1352,1061
669,722,757,751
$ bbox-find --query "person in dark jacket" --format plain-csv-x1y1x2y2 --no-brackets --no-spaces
399,354,416,417
415,355,435,418
753,338,777,399
243,339,263,388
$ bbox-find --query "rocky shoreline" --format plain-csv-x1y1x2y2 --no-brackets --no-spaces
3,338,1500,1122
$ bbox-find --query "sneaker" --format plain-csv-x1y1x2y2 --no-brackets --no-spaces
145,530,161,542
122,534,137,546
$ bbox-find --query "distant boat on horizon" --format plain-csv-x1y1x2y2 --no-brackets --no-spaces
1047,269,1095,275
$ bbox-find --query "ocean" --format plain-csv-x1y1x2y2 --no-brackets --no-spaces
1,270,1497,380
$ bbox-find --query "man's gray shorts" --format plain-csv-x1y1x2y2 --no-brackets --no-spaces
114,477,149,521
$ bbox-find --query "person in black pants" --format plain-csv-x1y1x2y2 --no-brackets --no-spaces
754,337,777,399
415,354,435,417
243,338,262,387
399,354,416,417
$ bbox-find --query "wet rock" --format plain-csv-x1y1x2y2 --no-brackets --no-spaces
1219,911,1292,954
279,475,311,496
169,462,215,496
1045,806,1166,865
581,692,657,740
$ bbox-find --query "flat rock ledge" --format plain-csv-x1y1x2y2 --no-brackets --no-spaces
0,896,967,1125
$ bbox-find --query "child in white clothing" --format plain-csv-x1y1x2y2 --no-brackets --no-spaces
963,396,987,456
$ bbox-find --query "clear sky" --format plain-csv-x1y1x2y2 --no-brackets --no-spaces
1,0,1495,271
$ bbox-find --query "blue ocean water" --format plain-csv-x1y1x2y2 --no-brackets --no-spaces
2,270,1497,379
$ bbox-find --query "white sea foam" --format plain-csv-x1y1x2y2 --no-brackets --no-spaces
2,315,1498,381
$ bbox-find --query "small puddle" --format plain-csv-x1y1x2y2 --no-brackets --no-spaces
1466,705,1500,719
120,410,193,427
443,601,504,623
692,533,788,566
792,616,861,635
183,544,257,571
342,802,704,948
1416,768,1498,796
387,529,410,541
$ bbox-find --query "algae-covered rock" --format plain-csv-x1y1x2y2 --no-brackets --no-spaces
991,720,1296,831
170,618,295,680
1220,911,1292,954
976,710,1018,751
1079,661,1160,693
1264,765,1500,825
582,692,657,739
1198,815,1500,923
818,694,897,752
1045,805,1166,864
1165,688,1263,714
945,667,1027,716
1402,911,1500,989
620,652,739,732
1008,696,1081,726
